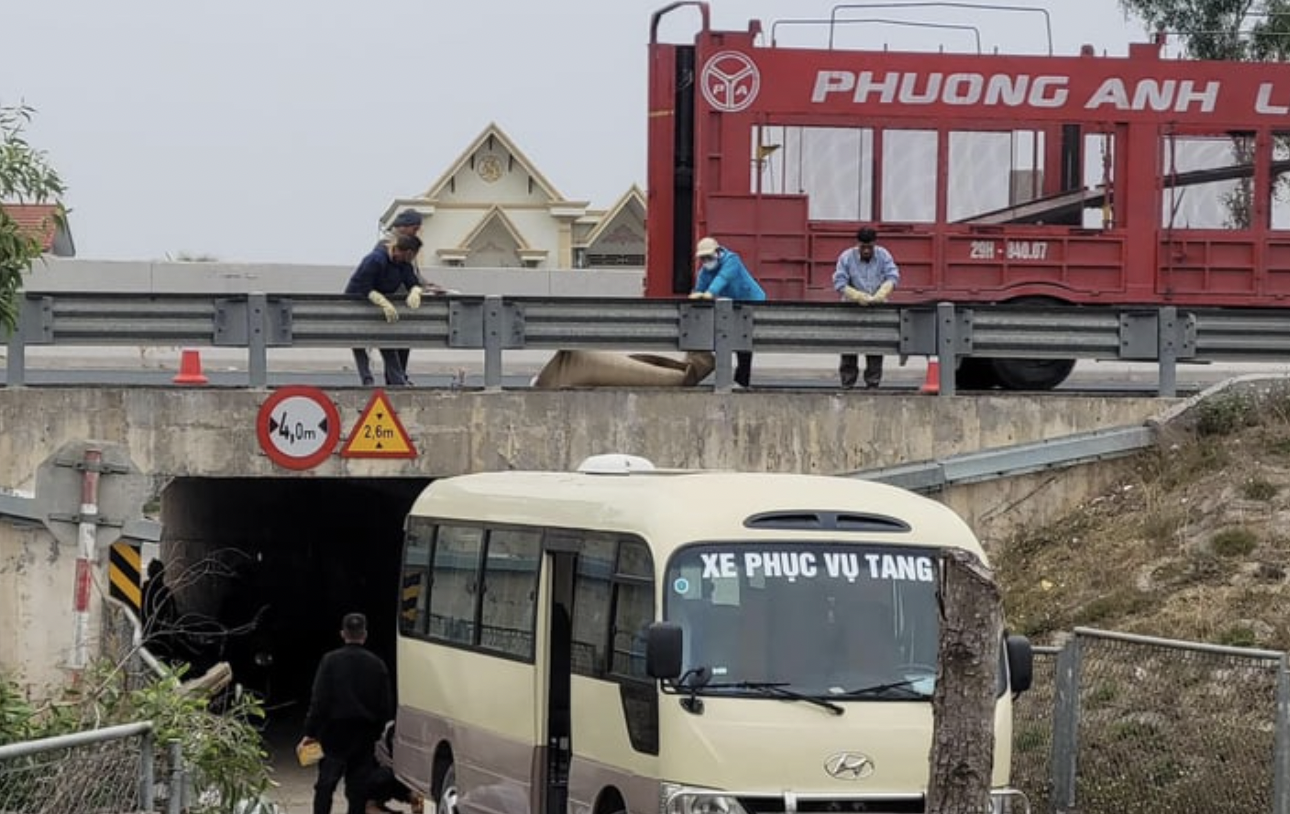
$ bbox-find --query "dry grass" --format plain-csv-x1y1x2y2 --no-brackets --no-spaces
997,387,1290,650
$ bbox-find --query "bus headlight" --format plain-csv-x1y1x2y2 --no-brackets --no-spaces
661,784,749,814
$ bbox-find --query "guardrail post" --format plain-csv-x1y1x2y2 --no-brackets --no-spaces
139,726,155,812
936,302,958,397
246,293,269,388
483,294,504,391
1050,634,1083,814
1275,657,1290,814
5,295,38,387
712,298,735,391
1157,305,1178,398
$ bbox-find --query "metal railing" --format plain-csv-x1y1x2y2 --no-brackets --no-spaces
1012,628,1290,814
2,291,1261,395
0,721,177,813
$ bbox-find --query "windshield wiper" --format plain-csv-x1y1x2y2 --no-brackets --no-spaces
707,681,846,716
832,679,927,699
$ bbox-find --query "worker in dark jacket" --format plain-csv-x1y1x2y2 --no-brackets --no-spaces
299,613,393,814
343,234,424,386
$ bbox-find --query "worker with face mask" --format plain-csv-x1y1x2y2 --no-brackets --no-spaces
833,227,900,389
689,236,766,388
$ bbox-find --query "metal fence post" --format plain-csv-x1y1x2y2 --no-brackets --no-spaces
483,294,504,390
139,727,155,812
1157,305,1178,398
936,302,958,397
5,295,35,387
168,741,184,814
712,298,734,391
1050,634,1082,814
246,292,269,388
1276,657,1290,814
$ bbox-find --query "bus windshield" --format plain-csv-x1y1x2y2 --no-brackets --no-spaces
664,542,941,698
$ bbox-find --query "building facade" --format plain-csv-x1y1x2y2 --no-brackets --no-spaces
378,123,643,271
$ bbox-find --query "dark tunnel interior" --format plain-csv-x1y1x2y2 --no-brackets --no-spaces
157,477,430,722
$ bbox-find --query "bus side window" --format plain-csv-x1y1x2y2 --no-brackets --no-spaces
611,540,655,680
429,525,485,645
571,534,617,676
400,520,434,637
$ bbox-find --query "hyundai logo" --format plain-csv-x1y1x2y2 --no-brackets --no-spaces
823,752,875,780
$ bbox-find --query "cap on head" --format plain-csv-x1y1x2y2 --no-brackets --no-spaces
391,210,423,229
856,227,878,245
695,236,720,258
342,612,368,639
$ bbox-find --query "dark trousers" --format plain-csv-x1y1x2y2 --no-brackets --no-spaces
735,351,753,388
351,348,410,386
839,354,883,388
313,739,376,814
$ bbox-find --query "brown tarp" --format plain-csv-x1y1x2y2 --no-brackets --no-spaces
532,350,716,388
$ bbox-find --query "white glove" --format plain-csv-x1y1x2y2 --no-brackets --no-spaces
842,285,871,304
368,291,399,323
406,286,423,310
871,281,895,304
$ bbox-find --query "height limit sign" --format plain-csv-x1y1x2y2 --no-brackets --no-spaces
256,386,342,470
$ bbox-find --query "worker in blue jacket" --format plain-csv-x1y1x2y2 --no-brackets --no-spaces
689,236,766,387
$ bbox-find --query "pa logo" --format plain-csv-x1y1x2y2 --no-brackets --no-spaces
700,50,760,113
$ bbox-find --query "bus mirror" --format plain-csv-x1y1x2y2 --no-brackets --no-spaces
1006,634,1034,694
646,622,683,679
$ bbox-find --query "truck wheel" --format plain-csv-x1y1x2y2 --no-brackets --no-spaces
990,358,1076,391
955,358,1000,390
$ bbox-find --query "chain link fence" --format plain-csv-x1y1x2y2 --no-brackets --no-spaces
0,722,160,814
1012,628,1290,814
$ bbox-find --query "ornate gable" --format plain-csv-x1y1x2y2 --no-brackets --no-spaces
422,123,567,206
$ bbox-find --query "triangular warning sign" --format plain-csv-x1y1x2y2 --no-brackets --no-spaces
341,389,417,459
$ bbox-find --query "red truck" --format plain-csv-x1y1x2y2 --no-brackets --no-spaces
646,2,1290,388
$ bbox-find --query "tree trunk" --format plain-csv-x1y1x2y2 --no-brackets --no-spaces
926,548,1003,814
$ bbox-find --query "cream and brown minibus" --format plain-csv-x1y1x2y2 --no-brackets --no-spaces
393,455,1033,814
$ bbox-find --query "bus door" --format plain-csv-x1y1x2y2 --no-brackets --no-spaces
542,549,576,814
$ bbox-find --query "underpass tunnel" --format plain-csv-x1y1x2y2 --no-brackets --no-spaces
158,476,430,722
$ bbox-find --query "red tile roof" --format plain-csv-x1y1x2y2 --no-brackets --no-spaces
1,203,60,251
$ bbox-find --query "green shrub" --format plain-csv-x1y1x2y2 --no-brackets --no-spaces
1196,393,1258,436
1212,527,1259,557
1242,478,1278,501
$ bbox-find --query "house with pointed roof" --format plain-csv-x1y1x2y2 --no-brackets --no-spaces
1,203,75,257
379,123,643,271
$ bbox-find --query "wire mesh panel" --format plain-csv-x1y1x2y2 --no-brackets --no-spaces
0,736,142,814
1073,631,1282,814
1011,646,1058,814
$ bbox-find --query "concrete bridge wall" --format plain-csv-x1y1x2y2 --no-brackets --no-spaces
0,386,1170,695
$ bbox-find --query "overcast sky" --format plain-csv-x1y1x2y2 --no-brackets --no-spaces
3,1,1151,265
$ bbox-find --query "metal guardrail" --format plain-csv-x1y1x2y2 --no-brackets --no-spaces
1,291,1254,395
851,425,1157,493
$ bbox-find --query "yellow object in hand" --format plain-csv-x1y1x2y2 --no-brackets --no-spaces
406,286,423,310
296,740,323,767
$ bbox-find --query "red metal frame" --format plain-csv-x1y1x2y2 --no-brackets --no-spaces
647,3,1290,306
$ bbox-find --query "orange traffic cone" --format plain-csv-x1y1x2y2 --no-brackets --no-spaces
173,348,209,385
920,357,940,394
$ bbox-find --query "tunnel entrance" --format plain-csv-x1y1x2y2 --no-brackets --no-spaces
156,477,429,722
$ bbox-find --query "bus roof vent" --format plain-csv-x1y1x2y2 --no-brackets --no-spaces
744,511,911,533
576,454,657,475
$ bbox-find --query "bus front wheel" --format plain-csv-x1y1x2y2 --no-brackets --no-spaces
438,765,459,814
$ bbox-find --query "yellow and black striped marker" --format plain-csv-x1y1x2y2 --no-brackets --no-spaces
401,572,422,624
108,541,142,616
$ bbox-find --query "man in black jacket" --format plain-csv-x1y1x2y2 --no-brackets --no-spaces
299,613,392,814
